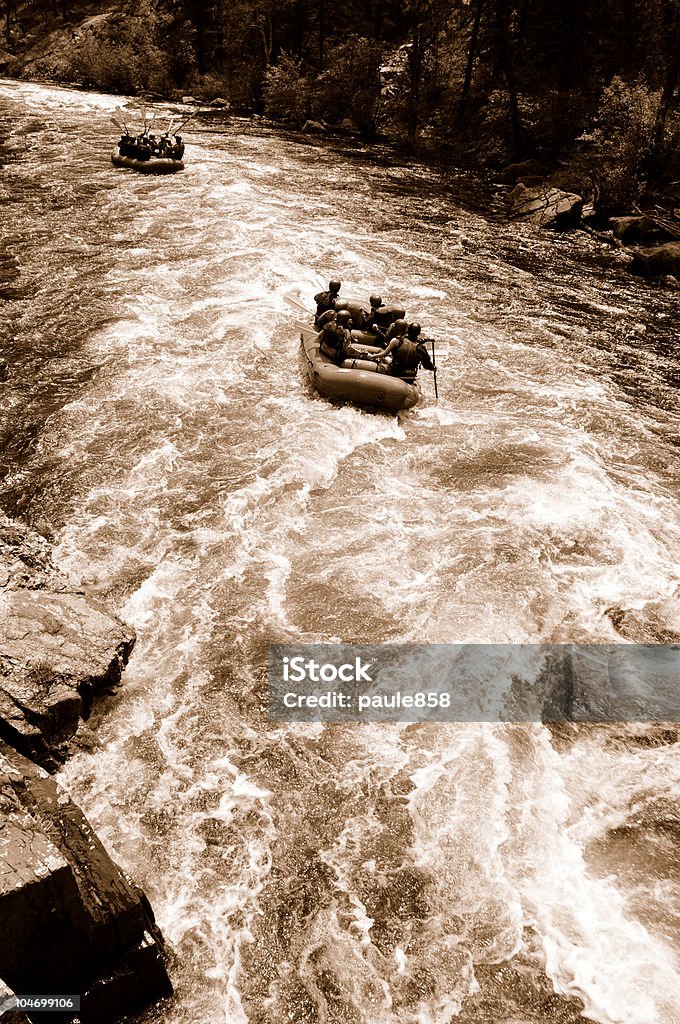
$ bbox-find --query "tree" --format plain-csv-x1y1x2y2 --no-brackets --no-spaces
316,34,384,137
458,0,484,116
492,0,522,155
403,0,451,145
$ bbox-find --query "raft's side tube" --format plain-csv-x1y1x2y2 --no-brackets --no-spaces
350,331,382,346
340,358,390,373
111,146,185,174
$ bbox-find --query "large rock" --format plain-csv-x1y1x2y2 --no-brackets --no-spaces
0,514,135,771
508,184,583,229
0,741,172,1023
302,119,327,134
628,241,680,278
497,158,549,185
0,515,173,1020
610,215,679,245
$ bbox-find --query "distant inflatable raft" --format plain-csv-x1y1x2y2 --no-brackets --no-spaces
300,325,421,413
111,146,184,174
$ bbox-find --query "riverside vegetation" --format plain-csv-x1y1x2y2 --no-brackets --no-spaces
2,0,680,221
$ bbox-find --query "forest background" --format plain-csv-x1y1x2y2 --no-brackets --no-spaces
2,0,680,214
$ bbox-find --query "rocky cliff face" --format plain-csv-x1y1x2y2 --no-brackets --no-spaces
0,741,173,1023
0,513,173,1022
0,513,135,772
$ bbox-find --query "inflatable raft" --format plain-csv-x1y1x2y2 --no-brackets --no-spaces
111,146,184,174
300,325,420,412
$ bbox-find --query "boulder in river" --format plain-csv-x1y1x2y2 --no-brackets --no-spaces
610,215,680,245
302,119,327,134
628,241,680,278
0,740,173,1023
0,513,135,771
508,184,583,229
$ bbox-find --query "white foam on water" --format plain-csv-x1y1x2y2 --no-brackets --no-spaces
502,726,680,1024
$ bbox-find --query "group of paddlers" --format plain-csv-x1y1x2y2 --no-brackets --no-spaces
313,280,436,383
117,130,185,162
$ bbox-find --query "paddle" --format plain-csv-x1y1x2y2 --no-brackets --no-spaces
173,110,200,135
284,293,313,316
294,318,320,336
431,340,439,401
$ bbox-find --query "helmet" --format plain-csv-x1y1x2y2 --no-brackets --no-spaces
318,309,336,326
334,300,349,310
337,310,351,324
369,294,382,307
408,322,421,339
329,280,341,293
393,318,408,333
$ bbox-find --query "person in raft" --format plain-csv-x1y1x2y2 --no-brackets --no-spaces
314,280,341,324
375,319,435,381
318,310,369,363
363,294,386,333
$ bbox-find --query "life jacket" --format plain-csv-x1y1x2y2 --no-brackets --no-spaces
343,301,368,328
319,323,345,361
390,338,420,378
314,290,338,317
374,305,406,330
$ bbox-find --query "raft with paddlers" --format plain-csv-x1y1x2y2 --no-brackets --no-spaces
111,145,184,174
299,322,421,412
286,284,439,411
110,106,194,174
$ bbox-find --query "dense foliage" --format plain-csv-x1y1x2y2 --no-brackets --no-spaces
5,0,680,208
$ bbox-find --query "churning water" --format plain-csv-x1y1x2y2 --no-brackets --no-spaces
1,79,679,1024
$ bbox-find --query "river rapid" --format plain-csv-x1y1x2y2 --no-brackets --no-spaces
1,80,679,1024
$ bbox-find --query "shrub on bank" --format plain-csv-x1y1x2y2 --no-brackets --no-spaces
315,35,384,139
64,5,172,94
262,53,310,126
573,77,660,211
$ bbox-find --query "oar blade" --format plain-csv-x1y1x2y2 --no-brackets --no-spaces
284,292,313,316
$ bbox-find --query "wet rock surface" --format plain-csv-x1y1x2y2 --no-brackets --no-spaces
610,214,679,245
0,514,172,1021
0,513,135,771
0,741,172,1023
628,240,680,278
507,184,583,229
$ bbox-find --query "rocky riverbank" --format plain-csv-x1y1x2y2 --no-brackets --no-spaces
499,160,680,283
0,513,173,1022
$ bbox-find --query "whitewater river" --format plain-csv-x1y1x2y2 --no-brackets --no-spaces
1,80,679,1024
